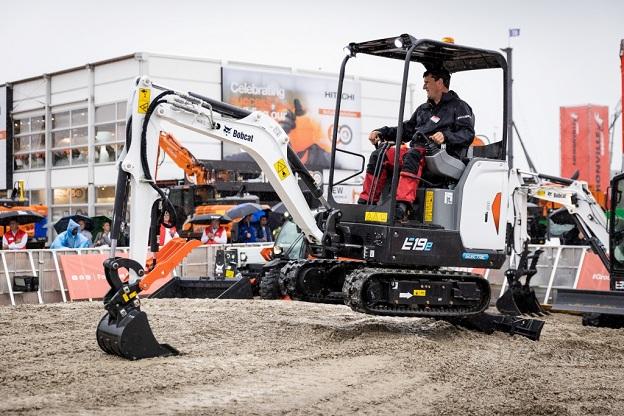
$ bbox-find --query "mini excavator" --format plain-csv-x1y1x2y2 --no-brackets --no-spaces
98,35,616,360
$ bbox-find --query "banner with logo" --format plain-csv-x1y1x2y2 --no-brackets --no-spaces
59,253,169,300
560,105,609,194
575,251,610,291
221,67,361,170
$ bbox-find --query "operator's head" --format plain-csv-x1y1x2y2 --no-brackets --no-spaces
103,221,111,232
78,219,86,230
9,220,18,232
260,216,268,226
210,219,220,229
423,68,450,102
243,214,252,224
163,211,171,224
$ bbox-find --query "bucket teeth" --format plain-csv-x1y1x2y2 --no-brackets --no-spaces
96,308,179,360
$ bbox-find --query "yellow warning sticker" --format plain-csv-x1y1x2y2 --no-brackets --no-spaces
274,159,291,180
413,289,426,297
138,88,150,114
424,190,434,222
365,211,388,223
225,269,235,278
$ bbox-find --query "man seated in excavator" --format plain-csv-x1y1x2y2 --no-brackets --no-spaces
358,67,475,220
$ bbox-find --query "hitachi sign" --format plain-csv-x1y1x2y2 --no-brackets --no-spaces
233,129,254,142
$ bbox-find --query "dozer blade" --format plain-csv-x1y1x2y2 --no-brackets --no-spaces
552,288,624,328
97,308,179,360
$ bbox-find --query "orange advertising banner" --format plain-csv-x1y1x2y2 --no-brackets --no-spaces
60,253,170,300
560,105,610,194
575,251,610,291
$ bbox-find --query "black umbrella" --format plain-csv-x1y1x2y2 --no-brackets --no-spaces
54,214,94,234
225,203,264,220
0,210,45,226
189,214,232,225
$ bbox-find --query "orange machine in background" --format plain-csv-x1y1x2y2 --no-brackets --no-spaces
560,105,610,196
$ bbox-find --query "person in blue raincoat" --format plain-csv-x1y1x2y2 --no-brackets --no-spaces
237,214,257,243
50,219,91,249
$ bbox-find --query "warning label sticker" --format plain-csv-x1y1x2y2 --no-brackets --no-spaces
138,88,150,114
274,159,291,180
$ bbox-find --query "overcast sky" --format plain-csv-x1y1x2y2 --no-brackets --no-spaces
2,0,623,175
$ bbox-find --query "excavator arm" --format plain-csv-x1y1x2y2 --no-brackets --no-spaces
96,77,327,359
158,131,210,185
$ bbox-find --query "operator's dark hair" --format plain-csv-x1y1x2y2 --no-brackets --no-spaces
423,68,451,88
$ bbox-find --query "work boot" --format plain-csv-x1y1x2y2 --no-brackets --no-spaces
357,198,368,205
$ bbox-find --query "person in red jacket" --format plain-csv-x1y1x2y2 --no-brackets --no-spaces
3,220,28,250
158,211,179,246
201,218,227,245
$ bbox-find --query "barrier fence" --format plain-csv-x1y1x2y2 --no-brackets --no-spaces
0,244,607,307
0,243,272,306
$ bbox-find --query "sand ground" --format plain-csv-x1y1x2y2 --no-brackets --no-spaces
1,299,624,415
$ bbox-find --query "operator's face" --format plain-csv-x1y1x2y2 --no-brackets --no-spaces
9,221,18,232
78,220,86,230
210,219,219,228
103,222,110,232
423,75,445,101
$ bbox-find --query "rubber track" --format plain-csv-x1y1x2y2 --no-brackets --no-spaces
280,259,364,304
343,267,491,318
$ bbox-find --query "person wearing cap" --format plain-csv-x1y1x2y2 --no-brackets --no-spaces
357,68,475,219
201,218,227,245
2,220,28,250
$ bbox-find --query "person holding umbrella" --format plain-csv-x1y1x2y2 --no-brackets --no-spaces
78,219,93,247
237,214,257,243
2,220,28,250
201,218,227,245
50,219,91,249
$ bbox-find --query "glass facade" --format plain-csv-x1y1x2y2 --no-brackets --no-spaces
50,187,89,222
12,102,127,221
50,108,88,167
13,115,46,171
95,101,126,164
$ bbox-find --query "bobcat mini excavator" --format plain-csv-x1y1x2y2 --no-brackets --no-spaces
97,35,549,360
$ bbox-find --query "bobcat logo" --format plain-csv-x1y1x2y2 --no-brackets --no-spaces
223,126,232,136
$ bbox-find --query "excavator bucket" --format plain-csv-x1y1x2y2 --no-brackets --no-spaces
496,245,548,316
96,240,200,360
96,308,179,360
496,273,546,316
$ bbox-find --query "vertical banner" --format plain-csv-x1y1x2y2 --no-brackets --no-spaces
221,67,361,170
560,105,609,194
0,85,6,190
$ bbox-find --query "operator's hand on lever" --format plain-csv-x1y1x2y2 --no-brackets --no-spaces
430,131,445,145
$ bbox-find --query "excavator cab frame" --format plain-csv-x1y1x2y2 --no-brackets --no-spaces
327,34,509,215
314,35,511,270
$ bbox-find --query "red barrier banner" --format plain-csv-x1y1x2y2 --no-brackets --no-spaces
60,253,169,300
575,251,610,291
560,105,609,194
